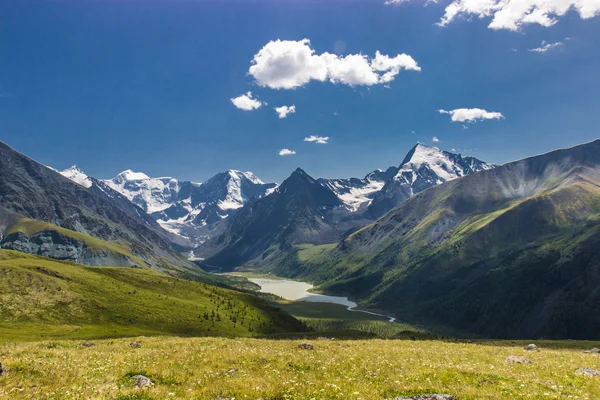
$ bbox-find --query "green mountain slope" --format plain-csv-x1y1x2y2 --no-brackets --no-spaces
0,250,305,341
273,140,600,339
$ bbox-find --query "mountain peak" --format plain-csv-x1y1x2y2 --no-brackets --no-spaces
279,168,318,190
400,143,442,167
59,165,92,188
114,169,151,182
292,167,309,176
64,164,84,173
226,169,264,185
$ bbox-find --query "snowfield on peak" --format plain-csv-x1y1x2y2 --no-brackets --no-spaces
104,172,191,214
319,176,387,212
59,165,93,188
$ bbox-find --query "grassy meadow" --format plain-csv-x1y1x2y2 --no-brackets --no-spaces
1,336,599,399
0,250,304,340
1,249,599,399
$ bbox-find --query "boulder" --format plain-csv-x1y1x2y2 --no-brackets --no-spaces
505,356,534,364
394,395,457,400
524,344,539,351
81,342,95,348
298,343,314,350
132,374,154,388
583,348,600,354
130,342,141,348
0,362,7,376
575,368,600,376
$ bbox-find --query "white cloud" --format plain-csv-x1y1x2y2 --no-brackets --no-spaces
528,40,563,53
274,105,296,118
432,136,440,142
279,148,296,156
438,0,600,31
304,135,329,144
230,92,264,111
384,0,409,4
438,108,504,123
248,39,420,89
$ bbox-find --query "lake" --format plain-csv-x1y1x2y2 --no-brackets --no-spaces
248,277,395,322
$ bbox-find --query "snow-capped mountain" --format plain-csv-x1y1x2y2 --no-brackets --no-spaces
367,144,493,218
103,169,276,244
318,167,397,212
57,165,277,245
56,144,491,251
59,165,92,188
104,171,191,214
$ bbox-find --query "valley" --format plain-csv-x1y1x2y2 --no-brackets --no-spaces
245,275,398,322
1,139,600,399
3,2,600,398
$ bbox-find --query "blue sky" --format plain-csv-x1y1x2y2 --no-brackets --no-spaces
1,0,599,183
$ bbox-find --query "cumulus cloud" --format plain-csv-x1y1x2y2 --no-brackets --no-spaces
438,108,504,123
438,0,600,31
528,40,564,53
384,0,410,4
248,39,420,90
304,135,329,144
230,92,264,111
275,105,296,118
432,136,440,142
279,148,296,156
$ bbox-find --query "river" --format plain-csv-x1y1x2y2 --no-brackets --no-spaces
247,277,396,323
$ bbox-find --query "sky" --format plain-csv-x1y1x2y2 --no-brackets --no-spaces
1,0,599,184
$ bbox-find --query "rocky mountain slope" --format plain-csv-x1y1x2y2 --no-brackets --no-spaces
282,140,600,339
201,168,354,268
0,141,197,275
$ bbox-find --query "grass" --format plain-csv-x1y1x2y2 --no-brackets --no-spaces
0,250,304,341
6,217,147,267
300,318,420,338
271,299,391,322
296,243,337,262
1,336,599,399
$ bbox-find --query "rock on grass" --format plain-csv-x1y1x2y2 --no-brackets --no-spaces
524,344,539,351
298,343,314,350
0,362,7,376
506,355,534,364
130,342,141,348
132,374,154,387
583,348,600,354
575,368,600,376
394,395,457,400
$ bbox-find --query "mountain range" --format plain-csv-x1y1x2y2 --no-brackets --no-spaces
4,137,598,339
201,144,492,267
261,140,600,339
55,143,491,261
